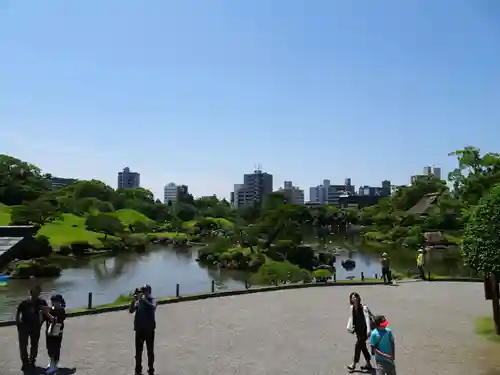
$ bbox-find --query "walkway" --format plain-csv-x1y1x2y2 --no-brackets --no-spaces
1,282,499,375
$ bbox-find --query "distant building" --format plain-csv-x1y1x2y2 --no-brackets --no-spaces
308,178,355,205
412,166,442,184
117,167,140,189
163,182,188,204
278,181,304,205
358,180,391,198
338,195,385,209
50,176,77,190
234,169,273,207
231,184,244,208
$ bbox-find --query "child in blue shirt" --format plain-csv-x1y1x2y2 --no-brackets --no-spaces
369,315,396,375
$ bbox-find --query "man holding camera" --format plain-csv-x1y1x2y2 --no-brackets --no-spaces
129,284,157,375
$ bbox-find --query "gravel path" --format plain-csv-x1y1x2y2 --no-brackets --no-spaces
1,282,499,375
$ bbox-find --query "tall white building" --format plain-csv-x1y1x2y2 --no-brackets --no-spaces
164,182,179,204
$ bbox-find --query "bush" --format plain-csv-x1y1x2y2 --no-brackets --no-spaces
13,262,62,278
70,241,93,257
313,269,333,282
252,261,311,285
58,245,71,256
34,235,53,258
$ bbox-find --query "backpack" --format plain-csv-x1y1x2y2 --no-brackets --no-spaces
366,306,376,330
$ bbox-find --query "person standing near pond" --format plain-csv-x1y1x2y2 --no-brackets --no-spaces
15,285,48,371
129,284,157,375
416,249,425,280
380,253,392,284
45,294,67,374
346,292,374,372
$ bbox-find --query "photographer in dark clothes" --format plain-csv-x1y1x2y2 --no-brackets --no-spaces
129,284,157,375
15,285,48,371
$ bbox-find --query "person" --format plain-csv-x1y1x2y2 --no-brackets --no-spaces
416,249,425,280
370,315,396,375
15,285,48,371
346,292,374,372
45,294,67,374
380,253,392,284
129,284,157,375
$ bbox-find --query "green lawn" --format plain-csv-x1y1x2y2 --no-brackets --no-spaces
0,204,12,226
151,232,187,239
111,209,154,226
476,316,500,343
38,213,106,247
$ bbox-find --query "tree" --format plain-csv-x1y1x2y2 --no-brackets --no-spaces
10,199,60,225
85,214,125,239
462,184,500,335
0,154,50,205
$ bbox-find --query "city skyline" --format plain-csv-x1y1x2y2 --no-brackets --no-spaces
1,1,498,200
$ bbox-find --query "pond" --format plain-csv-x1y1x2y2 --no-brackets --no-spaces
0,243,466,322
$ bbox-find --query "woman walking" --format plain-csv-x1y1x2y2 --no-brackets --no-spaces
346,292,374,372
45,294,66,374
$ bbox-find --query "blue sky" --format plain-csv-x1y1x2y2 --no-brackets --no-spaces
1,1,499,200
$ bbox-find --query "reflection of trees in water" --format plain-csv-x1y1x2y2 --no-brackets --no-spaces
91,255,136,282
174,249,193,262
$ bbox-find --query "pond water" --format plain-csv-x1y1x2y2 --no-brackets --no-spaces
0,243,464,322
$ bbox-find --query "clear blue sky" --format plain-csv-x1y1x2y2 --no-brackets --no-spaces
1,1,499,200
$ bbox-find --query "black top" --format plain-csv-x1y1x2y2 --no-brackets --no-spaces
45,306,66,337
352,305,367,335
130,296,157,331
16,298,48,329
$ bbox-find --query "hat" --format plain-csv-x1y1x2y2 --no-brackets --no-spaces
418,249,424,253
382,252,388,257
50,294,65,305
374,315,389,328
142,284,152,293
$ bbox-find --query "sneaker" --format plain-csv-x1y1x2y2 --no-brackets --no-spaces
346,363,356,372
46,365,58,374
361,363,374,371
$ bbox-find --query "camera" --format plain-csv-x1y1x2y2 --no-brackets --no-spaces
132,287,143,299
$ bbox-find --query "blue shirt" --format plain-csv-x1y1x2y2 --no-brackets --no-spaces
370,328,394,362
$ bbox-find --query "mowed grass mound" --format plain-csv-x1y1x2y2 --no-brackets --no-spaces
38,213,105,248
183,217,234,232
0,204,12,226
111,209,154,226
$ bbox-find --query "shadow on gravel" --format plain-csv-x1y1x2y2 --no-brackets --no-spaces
28,366,76,375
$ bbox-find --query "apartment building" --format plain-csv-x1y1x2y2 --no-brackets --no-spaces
117,167,140,189
279,181,304,204
233,169,273,207
163,183,189,204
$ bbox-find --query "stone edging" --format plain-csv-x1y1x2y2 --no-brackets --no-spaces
0,281,384,328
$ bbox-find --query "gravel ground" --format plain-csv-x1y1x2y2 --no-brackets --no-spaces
1,281,499,375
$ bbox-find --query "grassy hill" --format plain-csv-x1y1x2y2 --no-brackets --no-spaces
109,208,154,226
183,217,234,232
0,206,159,247
0,204,11,226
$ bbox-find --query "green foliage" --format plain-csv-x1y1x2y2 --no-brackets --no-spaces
462,184,500,275
85,213,125,236
313,269,333,281
252,261,312,285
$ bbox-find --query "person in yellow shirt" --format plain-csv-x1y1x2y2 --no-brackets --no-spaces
416,249,425,280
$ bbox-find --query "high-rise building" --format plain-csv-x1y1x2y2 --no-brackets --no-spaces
117,167,140,189
163,183,189,204
308,178,355,205
279,181,304,204
412,166,442,184
234,169,273,207
432,167,442,180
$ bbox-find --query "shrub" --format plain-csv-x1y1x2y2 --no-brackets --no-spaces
313,269,333,281
252,261,311,285
70,241,93,257
58,245,71,256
